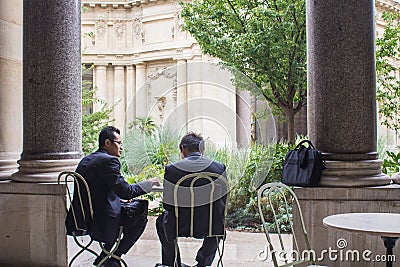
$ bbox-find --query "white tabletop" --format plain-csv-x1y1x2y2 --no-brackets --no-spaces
323,213,400,238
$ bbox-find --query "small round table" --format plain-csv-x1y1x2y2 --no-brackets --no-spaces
323,213,400,267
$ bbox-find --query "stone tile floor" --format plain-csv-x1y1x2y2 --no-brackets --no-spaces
68,216,291,267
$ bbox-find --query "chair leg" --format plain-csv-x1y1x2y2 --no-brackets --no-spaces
98,226,127,267
69,234,99,267
216,237,225,267
174,238,179,267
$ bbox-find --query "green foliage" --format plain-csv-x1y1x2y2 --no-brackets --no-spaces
225,140,295,231
129,116,158,136
123,121,181,174
376,11,400,131
382,150,400,176
180,0,307,142
124,164,165,216
81,64,114,155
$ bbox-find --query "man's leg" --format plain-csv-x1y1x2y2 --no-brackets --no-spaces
113,213,148,256
156,214,181,266
195,237,221,267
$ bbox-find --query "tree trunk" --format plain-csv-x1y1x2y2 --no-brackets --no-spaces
286,108,295,144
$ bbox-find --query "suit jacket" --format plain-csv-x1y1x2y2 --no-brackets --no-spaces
161,152,228,242
66,149,151,243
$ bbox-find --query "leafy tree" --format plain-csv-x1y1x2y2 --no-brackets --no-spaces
376,11,400,132
81,64,114,155
180,0,307,143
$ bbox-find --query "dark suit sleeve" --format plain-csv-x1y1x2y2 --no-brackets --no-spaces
103,157,148,199
162,165,174,212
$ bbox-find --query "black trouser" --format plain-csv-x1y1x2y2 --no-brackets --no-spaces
156,215,220,267
101,213,148,258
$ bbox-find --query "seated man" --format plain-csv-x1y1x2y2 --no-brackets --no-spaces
66,126,160,267
155,132,228,267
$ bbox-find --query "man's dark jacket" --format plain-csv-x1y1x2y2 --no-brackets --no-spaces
66,149,151,243
161,152,228,242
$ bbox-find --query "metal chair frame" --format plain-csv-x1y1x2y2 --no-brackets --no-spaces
58,171,127,267
257,182,326,267
172,172,229,267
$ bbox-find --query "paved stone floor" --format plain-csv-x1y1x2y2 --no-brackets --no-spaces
68,217,292,267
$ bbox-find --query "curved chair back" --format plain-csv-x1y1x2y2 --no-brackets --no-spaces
58,171,98,266
172,171,229,267
58,171,127,267
258,182,316,267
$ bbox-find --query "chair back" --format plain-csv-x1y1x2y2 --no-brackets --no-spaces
172,171,229,238
257,182,314,267
59,171,94,236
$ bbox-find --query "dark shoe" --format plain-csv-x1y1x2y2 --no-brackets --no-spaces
103,258,122,267
93,255,106,266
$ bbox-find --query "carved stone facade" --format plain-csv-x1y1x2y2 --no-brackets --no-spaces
82,0,400,147
81,0,243,145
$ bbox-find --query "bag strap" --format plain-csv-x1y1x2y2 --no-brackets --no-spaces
295,140,315,150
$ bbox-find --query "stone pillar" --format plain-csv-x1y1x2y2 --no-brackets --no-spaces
126,65,136,128
135,63,147,118
0,0,23,180
176,59,188,133
187,56,203,133
236,91,252,148
113,65,125,131
94,64,108,112
307,0,389,186
12,0,82,182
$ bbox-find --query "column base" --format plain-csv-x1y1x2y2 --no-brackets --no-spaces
0,152,20,180
11,159,81,182
320,160,391,187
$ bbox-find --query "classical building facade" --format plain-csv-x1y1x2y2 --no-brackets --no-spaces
81,0,400,146
0,0,399,266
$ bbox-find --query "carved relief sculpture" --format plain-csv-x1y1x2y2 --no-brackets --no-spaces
114,21,126,40
155,96,167,119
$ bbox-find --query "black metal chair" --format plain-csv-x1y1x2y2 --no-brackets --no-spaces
58,171,127,267
171,172,229,267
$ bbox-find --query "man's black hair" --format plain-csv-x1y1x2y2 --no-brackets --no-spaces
98,126,120,149
179,132,204,153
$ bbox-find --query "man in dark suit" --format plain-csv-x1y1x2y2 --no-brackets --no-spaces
66,126,160,267
155,132,228,267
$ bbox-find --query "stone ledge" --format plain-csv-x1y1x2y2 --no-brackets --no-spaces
0,180,67,195
294,185,400,200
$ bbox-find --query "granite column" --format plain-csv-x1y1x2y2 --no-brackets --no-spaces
12,0,82,182
307,0,389,186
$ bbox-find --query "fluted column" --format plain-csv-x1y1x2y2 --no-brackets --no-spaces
113,65,125,131
0,1,23,180
176,59,188,133
126,65,136,128
307,0,389,186
187,56,203,133
135,63,147,118
12,0,82,182
94,64,108,112
236,90,252,148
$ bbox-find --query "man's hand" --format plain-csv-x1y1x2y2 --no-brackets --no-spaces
149,177,161,187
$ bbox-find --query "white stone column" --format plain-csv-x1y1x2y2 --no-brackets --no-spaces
0,0,23,180
113,65,125,131
176,59,188,133
93,64,107,112
126,65,136,128
236,90,252,148
187,56,203,134
135,63,147,118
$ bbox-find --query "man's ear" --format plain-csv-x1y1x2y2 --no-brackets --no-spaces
104,139,111,146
